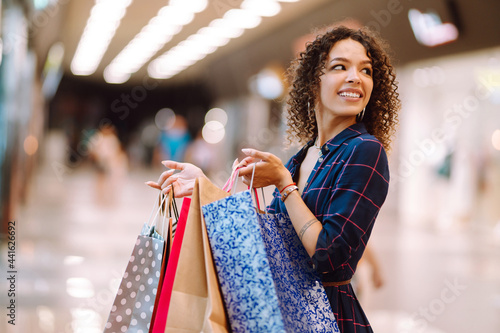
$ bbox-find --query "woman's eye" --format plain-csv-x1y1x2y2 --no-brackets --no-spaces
331,64,345,70
362,68,372,75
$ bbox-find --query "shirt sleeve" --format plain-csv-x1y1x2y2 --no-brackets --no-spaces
311,138,390,275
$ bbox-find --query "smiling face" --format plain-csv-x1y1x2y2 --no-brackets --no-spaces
316,38,373,123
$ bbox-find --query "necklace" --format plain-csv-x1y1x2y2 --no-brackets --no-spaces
313,138,322,149
313,138,324,160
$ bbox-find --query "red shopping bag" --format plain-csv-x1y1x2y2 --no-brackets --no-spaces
151,197,191,332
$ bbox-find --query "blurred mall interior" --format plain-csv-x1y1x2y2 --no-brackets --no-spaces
1,0,500,332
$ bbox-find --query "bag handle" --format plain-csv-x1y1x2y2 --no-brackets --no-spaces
147,192,167,227
147,188,179,237
222,165,242,193
168,188,180,237
224,162,267,211
247,163,268,212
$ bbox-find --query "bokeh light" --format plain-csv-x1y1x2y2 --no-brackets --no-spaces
155,108,176,130
202,120,225,144
249,68,284,99
66,277,95,298
492,129,500,151
24,135,39,155
205,107,228,126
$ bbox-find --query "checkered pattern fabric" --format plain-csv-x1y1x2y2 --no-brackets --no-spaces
268,123,390,333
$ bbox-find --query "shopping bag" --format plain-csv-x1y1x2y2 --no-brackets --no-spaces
151,193,180,331
202,189,339,333
151,197,191,333
164,177,231,333
257,211,340,333
103,195,170,333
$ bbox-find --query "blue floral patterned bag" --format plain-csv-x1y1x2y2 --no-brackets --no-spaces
202,190,339,333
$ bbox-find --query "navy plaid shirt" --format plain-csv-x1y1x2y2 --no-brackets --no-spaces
268,123,389,332
269,122,389,280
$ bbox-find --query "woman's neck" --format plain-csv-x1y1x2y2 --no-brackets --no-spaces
316,116,356,146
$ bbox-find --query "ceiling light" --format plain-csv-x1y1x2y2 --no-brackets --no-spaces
103,67,131,84
71,0,132,76
158,6,194,26
223,9,262,30
241,0,281,17
208,19,245,39
149,0,301,79
104,1,208,84
188,33,228,50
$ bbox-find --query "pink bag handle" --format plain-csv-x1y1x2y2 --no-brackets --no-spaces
222,162,265,210
222,165,242,193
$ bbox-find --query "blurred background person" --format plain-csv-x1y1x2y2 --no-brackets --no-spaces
184,129,217,177
153,114,191,165
89,124,128,205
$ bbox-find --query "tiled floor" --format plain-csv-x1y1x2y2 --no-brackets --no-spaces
2,158,500,332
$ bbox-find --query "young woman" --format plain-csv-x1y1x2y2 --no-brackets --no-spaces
147,25,400,332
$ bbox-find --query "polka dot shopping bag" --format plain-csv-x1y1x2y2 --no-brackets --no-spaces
103,193,174,333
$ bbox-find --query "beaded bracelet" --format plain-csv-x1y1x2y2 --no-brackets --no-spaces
279,182,296,194
281,185,299,202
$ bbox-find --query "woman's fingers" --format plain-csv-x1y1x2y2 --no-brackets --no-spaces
232,158,240,169
241,148,270,161
161,160,185,171
146,162,179,191
163,172,180,189
240,156,255,165
147,160,201,198
156,169,174,187
239,148,292,189
161,184,173,195
145,181,161,190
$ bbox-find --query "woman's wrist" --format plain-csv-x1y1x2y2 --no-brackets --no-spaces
281,185,299,202
279,183,296,194
276,171,294,192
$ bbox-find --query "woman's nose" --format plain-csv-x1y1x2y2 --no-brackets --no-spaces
346,69,361,84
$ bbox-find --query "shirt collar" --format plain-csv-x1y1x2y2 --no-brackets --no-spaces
289,123,369,177
306,122,368,155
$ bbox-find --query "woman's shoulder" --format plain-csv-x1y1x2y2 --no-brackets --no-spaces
337,130,390,184
344,127,385,154
351,133,384,150
340,131,388,170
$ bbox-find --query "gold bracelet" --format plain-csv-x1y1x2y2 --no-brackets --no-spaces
281,185,298,202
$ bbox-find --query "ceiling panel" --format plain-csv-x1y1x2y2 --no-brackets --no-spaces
32,0,500,89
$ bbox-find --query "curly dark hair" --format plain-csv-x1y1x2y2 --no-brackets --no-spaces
285,25,400,152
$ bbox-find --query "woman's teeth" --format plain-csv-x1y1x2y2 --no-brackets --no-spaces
339,92,360,98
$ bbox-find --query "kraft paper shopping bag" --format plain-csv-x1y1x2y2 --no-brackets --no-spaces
164,177,230,333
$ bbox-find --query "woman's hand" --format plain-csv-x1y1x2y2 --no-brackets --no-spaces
237,148,293,191
145,160,206,197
